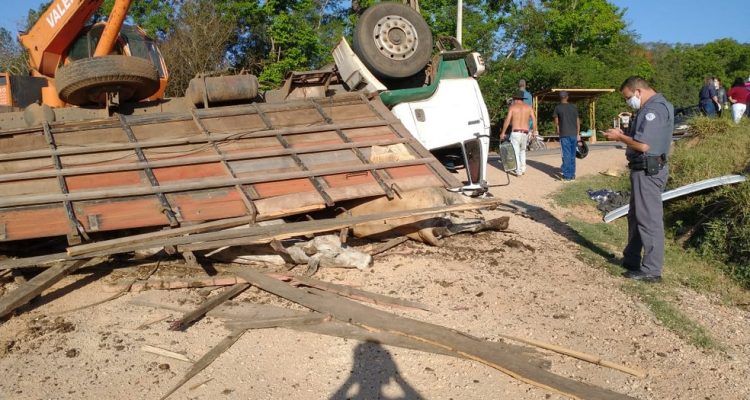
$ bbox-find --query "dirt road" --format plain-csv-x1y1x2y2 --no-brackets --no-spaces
1,146,748,400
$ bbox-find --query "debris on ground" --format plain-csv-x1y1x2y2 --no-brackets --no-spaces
587,188,631,213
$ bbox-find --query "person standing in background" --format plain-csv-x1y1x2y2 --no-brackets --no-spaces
715,78,727,117
500,91,538,177
728,77,749,123
553,91,581,181
519,79,533,131
698,77,720,117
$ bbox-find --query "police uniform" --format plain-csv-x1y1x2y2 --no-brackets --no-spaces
623,93,673,277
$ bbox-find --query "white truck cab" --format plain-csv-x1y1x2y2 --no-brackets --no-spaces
333,38,491,196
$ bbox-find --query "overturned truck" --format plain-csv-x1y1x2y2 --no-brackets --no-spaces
0,2,491,250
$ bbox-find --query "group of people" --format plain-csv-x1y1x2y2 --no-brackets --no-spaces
699,76,750,123
499,80,581,181
499,77,675,283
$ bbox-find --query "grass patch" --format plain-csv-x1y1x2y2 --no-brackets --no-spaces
554,174,750,350
622,283,722,350
552,174,629,208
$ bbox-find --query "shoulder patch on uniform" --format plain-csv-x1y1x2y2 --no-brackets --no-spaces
645,112,656,121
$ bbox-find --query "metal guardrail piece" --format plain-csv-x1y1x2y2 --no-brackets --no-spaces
604,174,747,223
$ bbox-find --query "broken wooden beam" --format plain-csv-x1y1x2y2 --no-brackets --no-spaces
39,199,497,265
168,283,251,331
272,273,433,312
160,329,248,400
233,269,635,400
0,259,89,318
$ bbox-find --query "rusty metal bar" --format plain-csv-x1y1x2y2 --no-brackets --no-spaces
117,114,180,227
253,104,335,207
311,100,395,200
190,109,258,222
42,122,82,244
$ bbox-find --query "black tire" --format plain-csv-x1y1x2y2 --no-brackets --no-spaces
55,55,160,106
352,2,432,79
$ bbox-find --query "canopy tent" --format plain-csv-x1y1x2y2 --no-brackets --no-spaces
532,88,615,143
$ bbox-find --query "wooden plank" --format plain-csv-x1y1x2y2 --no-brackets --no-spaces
190,109,259,220
131,299,523,362
160,329,247,400
42,122,81,244
0,259,88,318
234,269,636,400
0,158,435,208
311,101,394,199
175,200,500,252
168,283,251,331
117,114,180,227
6,199,499,269
67,213,259,256
0,119,390,162
276,273,433,312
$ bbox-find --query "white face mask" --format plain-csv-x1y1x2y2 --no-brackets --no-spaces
627,92,641,110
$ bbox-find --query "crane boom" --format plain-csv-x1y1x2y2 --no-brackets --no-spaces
19,0,105,77
19,0,133,77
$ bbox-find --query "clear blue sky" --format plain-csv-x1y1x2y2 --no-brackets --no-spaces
609,0,748,44
2,0,749,44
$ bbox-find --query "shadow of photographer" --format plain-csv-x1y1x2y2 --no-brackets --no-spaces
329,341,423,400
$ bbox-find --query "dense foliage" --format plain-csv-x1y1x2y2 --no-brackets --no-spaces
667,118,750,287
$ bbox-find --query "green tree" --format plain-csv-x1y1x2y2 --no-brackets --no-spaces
0,27,28,74
483,0,643,131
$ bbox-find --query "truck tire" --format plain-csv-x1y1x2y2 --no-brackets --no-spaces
55,55,160,106
352,2,432,79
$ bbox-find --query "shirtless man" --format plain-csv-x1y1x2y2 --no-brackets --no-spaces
500,91,538,176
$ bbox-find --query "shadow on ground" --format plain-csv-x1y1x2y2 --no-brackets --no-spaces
329,341,423,400
510,200,621,270
525,159,562,180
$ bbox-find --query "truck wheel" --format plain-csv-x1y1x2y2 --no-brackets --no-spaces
353,2,432,79
55,55,160,106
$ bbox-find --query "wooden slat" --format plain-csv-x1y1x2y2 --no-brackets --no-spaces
0,199,501,269
0,119,391,162
42,122,81,244
190,109,259,221
0,158,435,208
169,283,251,331
117,114,179,227
311,101,395,199
0,138,409,183
0,259,88,318
234,270,635,400
253,103,334,207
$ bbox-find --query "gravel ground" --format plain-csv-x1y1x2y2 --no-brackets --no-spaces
1,146,748,400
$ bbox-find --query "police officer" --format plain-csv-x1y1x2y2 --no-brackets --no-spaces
604,76,673,282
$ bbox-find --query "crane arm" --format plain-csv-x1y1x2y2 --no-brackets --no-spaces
19,0,133,78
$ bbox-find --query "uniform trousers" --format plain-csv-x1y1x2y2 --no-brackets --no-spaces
623,166,669,276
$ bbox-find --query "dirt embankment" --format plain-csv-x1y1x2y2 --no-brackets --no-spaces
1,147,749,400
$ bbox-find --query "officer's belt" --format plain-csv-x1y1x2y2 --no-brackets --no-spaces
628,155,666,171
